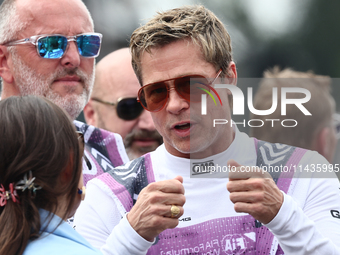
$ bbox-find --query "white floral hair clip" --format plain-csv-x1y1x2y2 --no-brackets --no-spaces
15,170,42,197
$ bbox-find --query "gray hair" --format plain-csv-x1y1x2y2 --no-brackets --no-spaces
0,0,95,45
0,0,29,45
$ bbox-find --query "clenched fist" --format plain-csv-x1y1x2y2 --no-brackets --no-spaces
127,176,186,241
227,160,283,224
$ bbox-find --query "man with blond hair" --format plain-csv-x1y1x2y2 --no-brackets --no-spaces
250,67,337,163
75,5,340,254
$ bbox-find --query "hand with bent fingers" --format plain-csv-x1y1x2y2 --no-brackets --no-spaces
127,176,185,242
227,160,283,224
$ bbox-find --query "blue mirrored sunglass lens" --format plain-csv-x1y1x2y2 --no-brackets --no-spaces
76,35,101,57
38,36,67,59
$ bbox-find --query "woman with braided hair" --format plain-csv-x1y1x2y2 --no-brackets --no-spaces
0,96,102,255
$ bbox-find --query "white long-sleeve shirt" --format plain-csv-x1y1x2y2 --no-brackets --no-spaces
74,128,340,255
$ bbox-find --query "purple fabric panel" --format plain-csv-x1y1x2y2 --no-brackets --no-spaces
97,173,133,212
97,129,125,167
277,147,307,193
144,153,156,184
146,215,277,254
255,226,276,254
276,245,284,255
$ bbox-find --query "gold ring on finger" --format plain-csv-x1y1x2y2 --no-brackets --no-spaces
170,205,180,218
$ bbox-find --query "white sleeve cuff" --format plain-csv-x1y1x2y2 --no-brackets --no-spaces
265,190,290,232
265,191,340,255
101,213,153,255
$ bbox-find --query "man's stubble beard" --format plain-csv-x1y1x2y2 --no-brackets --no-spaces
11,50,95,120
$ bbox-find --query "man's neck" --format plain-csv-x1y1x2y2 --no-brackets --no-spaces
1,83,21,99
164,128,236,160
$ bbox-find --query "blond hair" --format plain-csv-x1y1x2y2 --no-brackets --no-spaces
130,5,233,84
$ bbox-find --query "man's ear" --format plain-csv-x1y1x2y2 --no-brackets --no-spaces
225,61,237,86
0,46,14,83
315,126,334,162
83,100,96,126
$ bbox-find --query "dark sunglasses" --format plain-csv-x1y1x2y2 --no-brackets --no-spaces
137,70,222,112
91,97,144,121
76,131,92,170
4,33,102,59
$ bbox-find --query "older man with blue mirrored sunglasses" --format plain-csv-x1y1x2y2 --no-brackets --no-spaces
0,0,129,187
0,0,100,119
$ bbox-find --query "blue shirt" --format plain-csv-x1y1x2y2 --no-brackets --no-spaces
24,209,102,255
